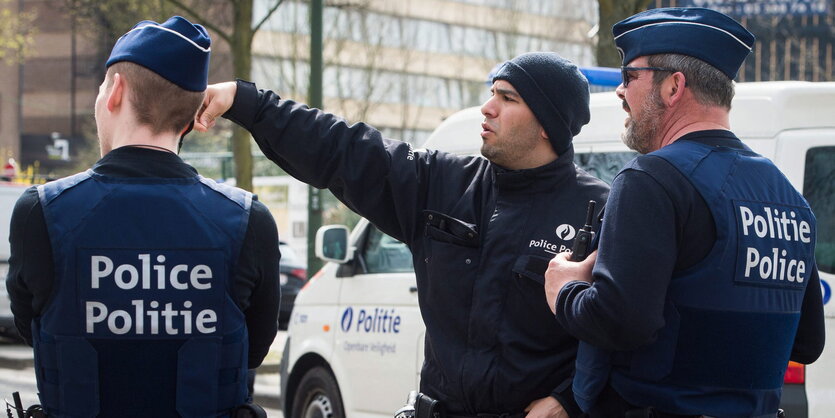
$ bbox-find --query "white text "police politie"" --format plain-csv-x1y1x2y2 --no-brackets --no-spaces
84,254,219,336
740,205,812,282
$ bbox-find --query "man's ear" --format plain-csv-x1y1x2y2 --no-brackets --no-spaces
106,73,125,112
663,72,687,106
540,126,549,142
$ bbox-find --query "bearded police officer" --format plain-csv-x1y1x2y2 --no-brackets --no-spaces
195,53,609,417
544,8,825,418
6,16,280,417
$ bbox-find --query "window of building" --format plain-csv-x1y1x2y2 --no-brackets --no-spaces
254,0,592,64
446,0,597,20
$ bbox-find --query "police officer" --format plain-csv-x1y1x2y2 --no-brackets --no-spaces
6,16,280,417
196,53,609,417
544,7,825,418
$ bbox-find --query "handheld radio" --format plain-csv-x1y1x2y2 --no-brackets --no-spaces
570,200,596,262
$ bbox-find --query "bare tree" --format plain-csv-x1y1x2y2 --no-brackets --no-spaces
162,0,286,191
327,2,389,123
66,0,287,191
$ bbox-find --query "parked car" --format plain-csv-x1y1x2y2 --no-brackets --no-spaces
279,242,307,330
0,263,20,340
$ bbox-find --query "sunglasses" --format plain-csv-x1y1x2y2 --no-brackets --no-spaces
620,66,678,87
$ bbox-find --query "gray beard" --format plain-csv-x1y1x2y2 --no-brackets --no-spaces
622,90,667,154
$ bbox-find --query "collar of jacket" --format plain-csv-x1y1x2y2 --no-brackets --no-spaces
492,145,576,193
93,146,197,178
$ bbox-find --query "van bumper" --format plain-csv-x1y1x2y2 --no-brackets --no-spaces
779,383,807,418
280,337,290,411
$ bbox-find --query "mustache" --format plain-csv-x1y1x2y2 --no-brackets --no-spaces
622,100,631,112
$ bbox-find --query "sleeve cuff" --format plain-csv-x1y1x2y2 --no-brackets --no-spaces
223,79,261,130
554,280,592,318
551,377,582,418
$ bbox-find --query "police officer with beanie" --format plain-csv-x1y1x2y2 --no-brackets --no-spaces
545,7,825,417
6,16,280,417
195,52,609,417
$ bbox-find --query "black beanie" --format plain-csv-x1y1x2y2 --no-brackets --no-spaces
492,52,591,155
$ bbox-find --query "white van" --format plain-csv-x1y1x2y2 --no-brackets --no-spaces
280,81,835,418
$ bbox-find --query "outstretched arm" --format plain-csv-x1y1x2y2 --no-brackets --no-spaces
194,80,479,244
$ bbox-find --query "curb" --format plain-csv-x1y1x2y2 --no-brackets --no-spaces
0,355,33,370
0,345,35,370
257,362,280,374
254,393,281,411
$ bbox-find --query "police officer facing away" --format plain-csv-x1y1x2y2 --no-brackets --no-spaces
196,53,609,417
545,8,825,418
6,17,280,417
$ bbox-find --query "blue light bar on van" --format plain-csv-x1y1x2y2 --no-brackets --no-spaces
486,65,621,88
579,67,622,87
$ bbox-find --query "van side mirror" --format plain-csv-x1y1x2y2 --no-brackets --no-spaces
315,225,353,263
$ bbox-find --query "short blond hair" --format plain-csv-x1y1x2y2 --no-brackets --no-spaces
106,62,205,135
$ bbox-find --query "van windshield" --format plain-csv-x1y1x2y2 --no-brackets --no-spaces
804,146,835,274
363,225,415,274
575,151,637,185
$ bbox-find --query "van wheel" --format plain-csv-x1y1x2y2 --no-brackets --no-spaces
292,367,345,418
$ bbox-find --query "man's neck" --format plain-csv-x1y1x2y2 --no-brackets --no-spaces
109,125,180,154
512,143,559,170
657,104,730,149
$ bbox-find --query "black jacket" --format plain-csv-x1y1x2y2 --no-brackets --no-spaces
226,80,610,415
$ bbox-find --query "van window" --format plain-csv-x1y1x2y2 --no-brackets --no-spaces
803,146,835,274
576,151,637,185
362,225,415,274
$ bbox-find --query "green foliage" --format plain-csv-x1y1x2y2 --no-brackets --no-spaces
65,0,173,41
63,0,287,191
0,0,36,64
181,119,234,154
67,115,102,175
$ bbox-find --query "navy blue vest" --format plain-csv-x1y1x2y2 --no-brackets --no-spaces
575,139,816,416
34,170,252,418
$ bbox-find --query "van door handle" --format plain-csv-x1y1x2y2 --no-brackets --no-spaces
409,286,418,293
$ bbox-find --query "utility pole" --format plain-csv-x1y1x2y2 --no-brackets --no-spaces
307,0,324,274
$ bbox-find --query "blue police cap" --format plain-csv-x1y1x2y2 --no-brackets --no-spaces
106,16,211,92
613,7,755,79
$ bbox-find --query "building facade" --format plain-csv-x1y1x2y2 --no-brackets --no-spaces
4,0,235,180
6,0,98,178
251,0,599,145
656,0,834,82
